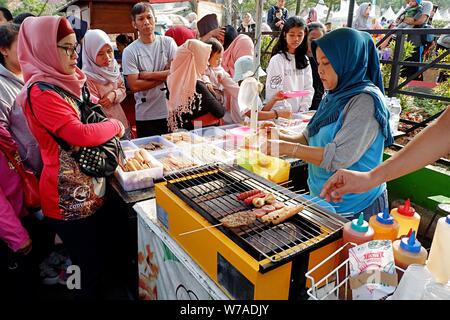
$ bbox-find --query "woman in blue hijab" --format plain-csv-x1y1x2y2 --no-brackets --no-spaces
262,28,393,220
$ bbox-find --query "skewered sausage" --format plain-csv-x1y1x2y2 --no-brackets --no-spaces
260,205,304,225
237,190,262,200
243,192,266,205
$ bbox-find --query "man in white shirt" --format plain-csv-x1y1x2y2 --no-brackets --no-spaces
122,2,178,137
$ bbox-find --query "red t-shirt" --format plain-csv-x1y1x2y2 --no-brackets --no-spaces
24,85,121,220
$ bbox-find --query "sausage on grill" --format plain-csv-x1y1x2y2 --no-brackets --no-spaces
260,205,304,225
237,190,261,200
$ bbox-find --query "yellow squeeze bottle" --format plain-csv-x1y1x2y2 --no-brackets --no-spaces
390,199,421,238
369,209,400,241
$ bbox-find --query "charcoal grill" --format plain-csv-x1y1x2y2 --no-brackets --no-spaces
155,163,348,300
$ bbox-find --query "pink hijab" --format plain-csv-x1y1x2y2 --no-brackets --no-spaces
167,39,211,131
222,34,254,77
16,16,86,109
307,8,318,24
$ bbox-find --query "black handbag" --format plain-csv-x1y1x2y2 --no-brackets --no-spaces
27,82,124,178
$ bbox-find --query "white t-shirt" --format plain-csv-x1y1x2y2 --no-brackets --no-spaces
265,53,314,113
122,36,177,121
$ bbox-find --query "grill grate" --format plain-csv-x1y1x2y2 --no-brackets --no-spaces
165,163,346,263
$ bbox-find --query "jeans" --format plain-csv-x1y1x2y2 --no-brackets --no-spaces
352,189,389,222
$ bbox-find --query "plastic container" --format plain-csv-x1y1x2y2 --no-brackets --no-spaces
114,149,164,191
281,90,310,98
393,231,428,270
213,139,238,153
225,126,256,149
421,280,450,300
369,209,400,241
183,143,235,165
388,264,433,300
218,123,242,131
343,213,375,246
120,140,138,152
132,135,177,154
390,199,421,238
426,214,450,284
191,127,226,142
162,131,204,146
153,149,200,176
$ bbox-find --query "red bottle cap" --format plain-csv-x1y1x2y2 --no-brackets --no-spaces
397,199,416,217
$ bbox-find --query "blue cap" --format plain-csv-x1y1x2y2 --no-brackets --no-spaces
400,231,422,253
376,209,394,225
446,215,450,224
351,213,369,233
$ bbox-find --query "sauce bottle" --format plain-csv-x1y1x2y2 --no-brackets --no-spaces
426,215,450,284
390,199,421,238
369,209,400,241
393,231,428,271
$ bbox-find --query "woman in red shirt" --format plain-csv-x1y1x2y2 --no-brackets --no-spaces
16,16,124,300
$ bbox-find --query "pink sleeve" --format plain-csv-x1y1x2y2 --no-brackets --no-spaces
86,79,101,101
30,87,121,147
0,183,30,252
220,72,240,98
113,77,126,104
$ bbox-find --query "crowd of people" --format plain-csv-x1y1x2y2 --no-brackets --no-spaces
0,0,448,301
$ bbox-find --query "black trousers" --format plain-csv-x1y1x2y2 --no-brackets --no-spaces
136,118,169,138
0,213,51,301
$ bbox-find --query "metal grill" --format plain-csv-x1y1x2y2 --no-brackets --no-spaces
165,163,347,264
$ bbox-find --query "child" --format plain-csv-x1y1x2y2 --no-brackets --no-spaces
396,0,423,29
234,55,291,123
265,16,314,114
272,9,285,31
203,38,240,124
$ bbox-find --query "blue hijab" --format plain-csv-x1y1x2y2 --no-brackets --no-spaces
308,28,393,146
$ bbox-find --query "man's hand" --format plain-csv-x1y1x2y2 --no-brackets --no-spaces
320,169,375,203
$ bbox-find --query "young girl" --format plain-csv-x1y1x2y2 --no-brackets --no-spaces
82,29,130,139
203,38,240,124
265,16,314,114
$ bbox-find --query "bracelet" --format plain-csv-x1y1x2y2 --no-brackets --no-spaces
273,109,279,119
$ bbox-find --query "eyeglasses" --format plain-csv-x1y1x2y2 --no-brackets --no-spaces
57,43,81,57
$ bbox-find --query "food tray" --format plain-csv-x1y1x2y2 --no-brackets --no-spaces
152,149,201,176
132,135,177,154
191,127,227,142
115,149,164,192
183,143,235,165
212,139,239,153
120,140,138,152
162,131,205,146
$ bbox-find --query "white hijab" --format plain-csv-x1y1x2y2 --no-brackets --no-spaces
82,29,120,85
353,3,372,30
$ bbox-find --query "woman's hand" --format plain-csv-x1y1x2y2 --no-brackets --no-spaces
260,139,293,158
260,122,279,140
320,169,375,202
271,91,287,102
18,239,33,255
116,121,125,139
277,109,293,119
99,91,115,108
